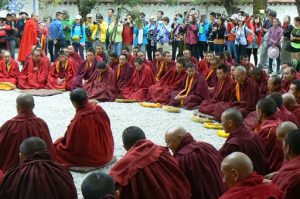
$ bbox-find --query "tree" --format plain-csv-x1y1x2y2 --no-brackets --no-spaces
76,0,97,21
253,0,267,15
0,0,9,9
222,0,240,16
296,0,300,16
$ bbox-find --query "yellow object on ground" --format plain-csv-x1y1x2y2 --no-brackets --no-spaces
162,105,181,113
115,99,137,103
139,102,161,108
216,130,230,138
191,116,211,123
0,82,16,90
203,122,223,130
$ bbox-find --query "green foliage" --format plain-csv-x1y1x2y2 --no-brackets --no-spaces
0,0,9,9
113,0,143,6
77,0,97,19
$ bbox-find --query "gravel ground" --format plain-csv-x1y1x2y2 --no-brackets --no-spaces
0,89,226,197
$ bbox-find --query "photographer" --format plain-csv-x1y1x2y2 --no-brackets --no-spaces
184,15,199,60
122,14,133,53
93,13,108,49
146,16,158,61
156,17,171,52
171,14,185,61
198,14,210,59
1,14,18,58
71,15,86,59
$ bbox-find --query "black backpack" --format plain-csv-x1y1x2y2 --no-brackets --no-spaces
85,26,92,37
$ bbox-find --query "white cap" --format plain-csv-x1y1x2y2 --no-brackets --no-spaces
75,15,82,20
230,14,239,20
86,14,92,18
150,16,155,19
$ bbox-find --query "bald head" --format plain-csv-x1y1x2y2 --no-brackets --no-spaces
267,92,283,108
282,93,296,107
276,121,298,142
165,127,188,153
16,94,35,114
221,108,243,133
122,126,146,151
20,137,47,157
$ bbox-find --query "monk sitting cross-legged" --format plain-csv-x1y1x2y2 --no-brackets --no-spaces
0,51,20,87
165,127,225,199
47,50,76,91
67,45,81,70
0,137,77,199
0,94,55,172
84,61,117,102
154,51,176,81
276,121,298,143
197,51,214,76
251,68,268,98
54,88,114,168
121,57,155,101
147,57,187,104
268,74,285,94
283,93,300,125
183,49,198,66
289,80,300,104
109,126,191,199
219,152,283,199
205,53,226,89
169,62,209,110
219,108,268,175
282,67,299,93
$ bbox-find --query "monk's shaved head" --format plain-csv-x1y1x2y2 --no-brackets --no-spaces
70,88,88,107
285,130,300,159
282,93,296,107
267,92,283,108
81,172,115,199
276,121,298,141
256,98,277,117
20,137,47,157
165,127,187,137
165,127,188,153
122,126,146,151
16,94,35,113
222,108,243,126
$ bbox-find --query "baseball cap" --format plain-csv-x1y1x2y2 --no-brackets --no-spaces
230,14,239,20
87,14,92,18
75,15,82,20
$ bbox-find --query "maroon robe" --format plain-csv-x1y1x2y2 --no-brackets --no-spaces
205,68,218,88
0,59,20,85
147,67,186,104
189,56,199,65
255,115,283,172
219,124,267,175
255,70,269,98
281,77,297,93
220,173,283,199
199,74,234,115
169,73,210,110
0,111,55,172
54,102,114,167
121,64,155,101
197,59,210,76
113,63,134,94
279,106,300,127
109,139,191,199
69,52,82,65
174,133,225,199
83,67,117,101
0,169,3,182
272,156,300,198
154,60,176,81
286,104,300,125
151,59,163,75
0,152,77,199
72,59,97,89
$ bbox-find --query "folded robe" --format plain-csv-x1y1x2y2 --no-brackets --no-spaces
153,60,176,81
109,139,191,199
0,58,20,85
113,63,134,94
54,102,114,167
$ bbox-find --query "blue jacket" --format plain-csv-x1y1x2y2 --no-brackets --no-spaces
71,23,86,44
133,26,149,46
198,19,210,42
49,19,65,40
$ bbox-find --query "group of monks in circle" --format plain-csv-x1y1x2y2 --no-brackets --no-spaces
0,41,300,198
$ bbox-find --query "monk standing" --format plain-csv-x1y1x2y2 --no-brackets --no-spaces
121,57,155,101
0,51,20,86
0,94,54,172
54,89,114,168
289,80,300,104
169,62,209,109
18,50,49,89
0,137,77,199
273,130,300,198
219,152,283,199
109,126,191,199
84,61,117,102
154,51,176,81
165,127,225,199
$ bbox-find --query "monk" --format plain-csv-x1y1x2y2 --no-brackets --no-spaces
272,130,300,198
169,62,209,109
205,53,226,88
72,49,97,89
136,51,153,68
108,52,119,69
0,137,77,199
54,89,114,168
0,51,20,86
219,108,267,175
255,98,284,172
268,74,285,93
197,51,214,76
47,50,75,91
252,68,268,98
219,152,283,199
282,67,298,92
0,169,3,182
18,50,49,89
18,13,38,63
183,49,198,65
240,55,255,75
109,126,191,199
283,93,300,125
152,51,163,75
199,64,235,116
276,121,298,142
84,61,117,102
121,57,155,101
121,47,135,65
0,94,54,172
82,172,119,199
154,51,176,81
289,80,300,104
95,45,108,63
147,57,187,104
165,127,225,199
113,54,134,95
67,45,81,70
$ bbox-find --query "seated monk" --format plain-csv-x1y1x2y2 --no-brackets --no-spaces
205,53,226,89
169,62,209,109
219,152,283,199
272,130,300,198
283,93,300,125
95,45,108,62
152,51,163,74
183,49,198,65
197,51,214,76
199,64,235,116
252,68,268,98
84,61,117,102
0,137,77,199
0,94,55,172
289,80,300,104
113,54,134,95
224,51,235,66
35,46,51,68
219,108,267,175
121,47,135,66
54,89,114,167
154,51,176,81
147,57,187,104
109,126,191,199
72,49,97,89
282,67,298,92
165,127,225,199
18,50,49,89
82,172,119,199
0,169,3,182
268,74,285,94
136,51,153,69
0,51,20,86
276,121,298,142
47,50,76,91
121,57,155,101
108,52,119,69
240,55,255,76
67,45,82,66
254,98,284,172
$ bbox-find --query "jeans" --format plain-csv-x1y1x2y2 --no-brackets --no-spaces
113,42,122,56
8,39,16,59
48,40,55,62
186,44,199,60
146,42,157,61
198,41,207,60
172,40,184,60
268,46,281,73
258,40,268,68
135,44,146,54
235,44,247,63
247,48,258,66
73,43,84,59
54,38,66,60
227,41,237,60
214,44,224,54
85,41,93,51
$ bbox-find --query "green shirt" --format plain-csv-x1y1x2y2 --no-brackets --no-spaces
62,18,74,41
108,23,123,43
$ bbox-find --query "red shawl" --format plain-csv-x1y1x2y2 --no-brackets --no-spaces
18,19,37,62
197,59,210,76
72,59,97,89
113,63,134,94
0,58,20,85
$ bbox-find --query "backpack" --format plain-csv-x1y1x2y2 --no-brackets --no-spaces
85,26,92,37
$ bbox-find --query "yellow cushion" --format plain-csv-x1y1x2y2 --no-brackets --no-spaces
139,102,161,108
0,82,16,90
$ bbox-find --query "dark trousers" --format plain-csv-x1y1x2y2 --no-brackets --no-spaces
214,44,224,54
198,41,207,60
186,44,199,60
247,48,258,66
146,42,157,61
54,39,66,60
48,40,55,62
73,43,84,59
172,40,184,60
236,44,247,63
208,42,214,52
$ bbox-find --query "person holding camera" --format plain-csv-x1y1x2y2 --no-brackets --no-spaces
185,15,199,60
212,17,226,54
71,15,86,59
85,14,97,52
146,16,158,61
156,17,171,52
171,14,185,61
93,13,108,50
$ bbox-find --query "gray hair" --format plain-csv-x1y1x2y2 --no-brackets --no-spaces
235,66,247,74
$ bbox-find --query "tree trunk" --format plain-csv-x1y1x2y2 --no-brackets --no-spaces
222,0,240,16
77,0,97,21
253,0,267,15
296,0,300,16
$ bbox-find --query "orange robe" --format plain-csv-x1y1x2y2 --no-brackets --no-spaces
18,19,37,62
0,58,20,85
